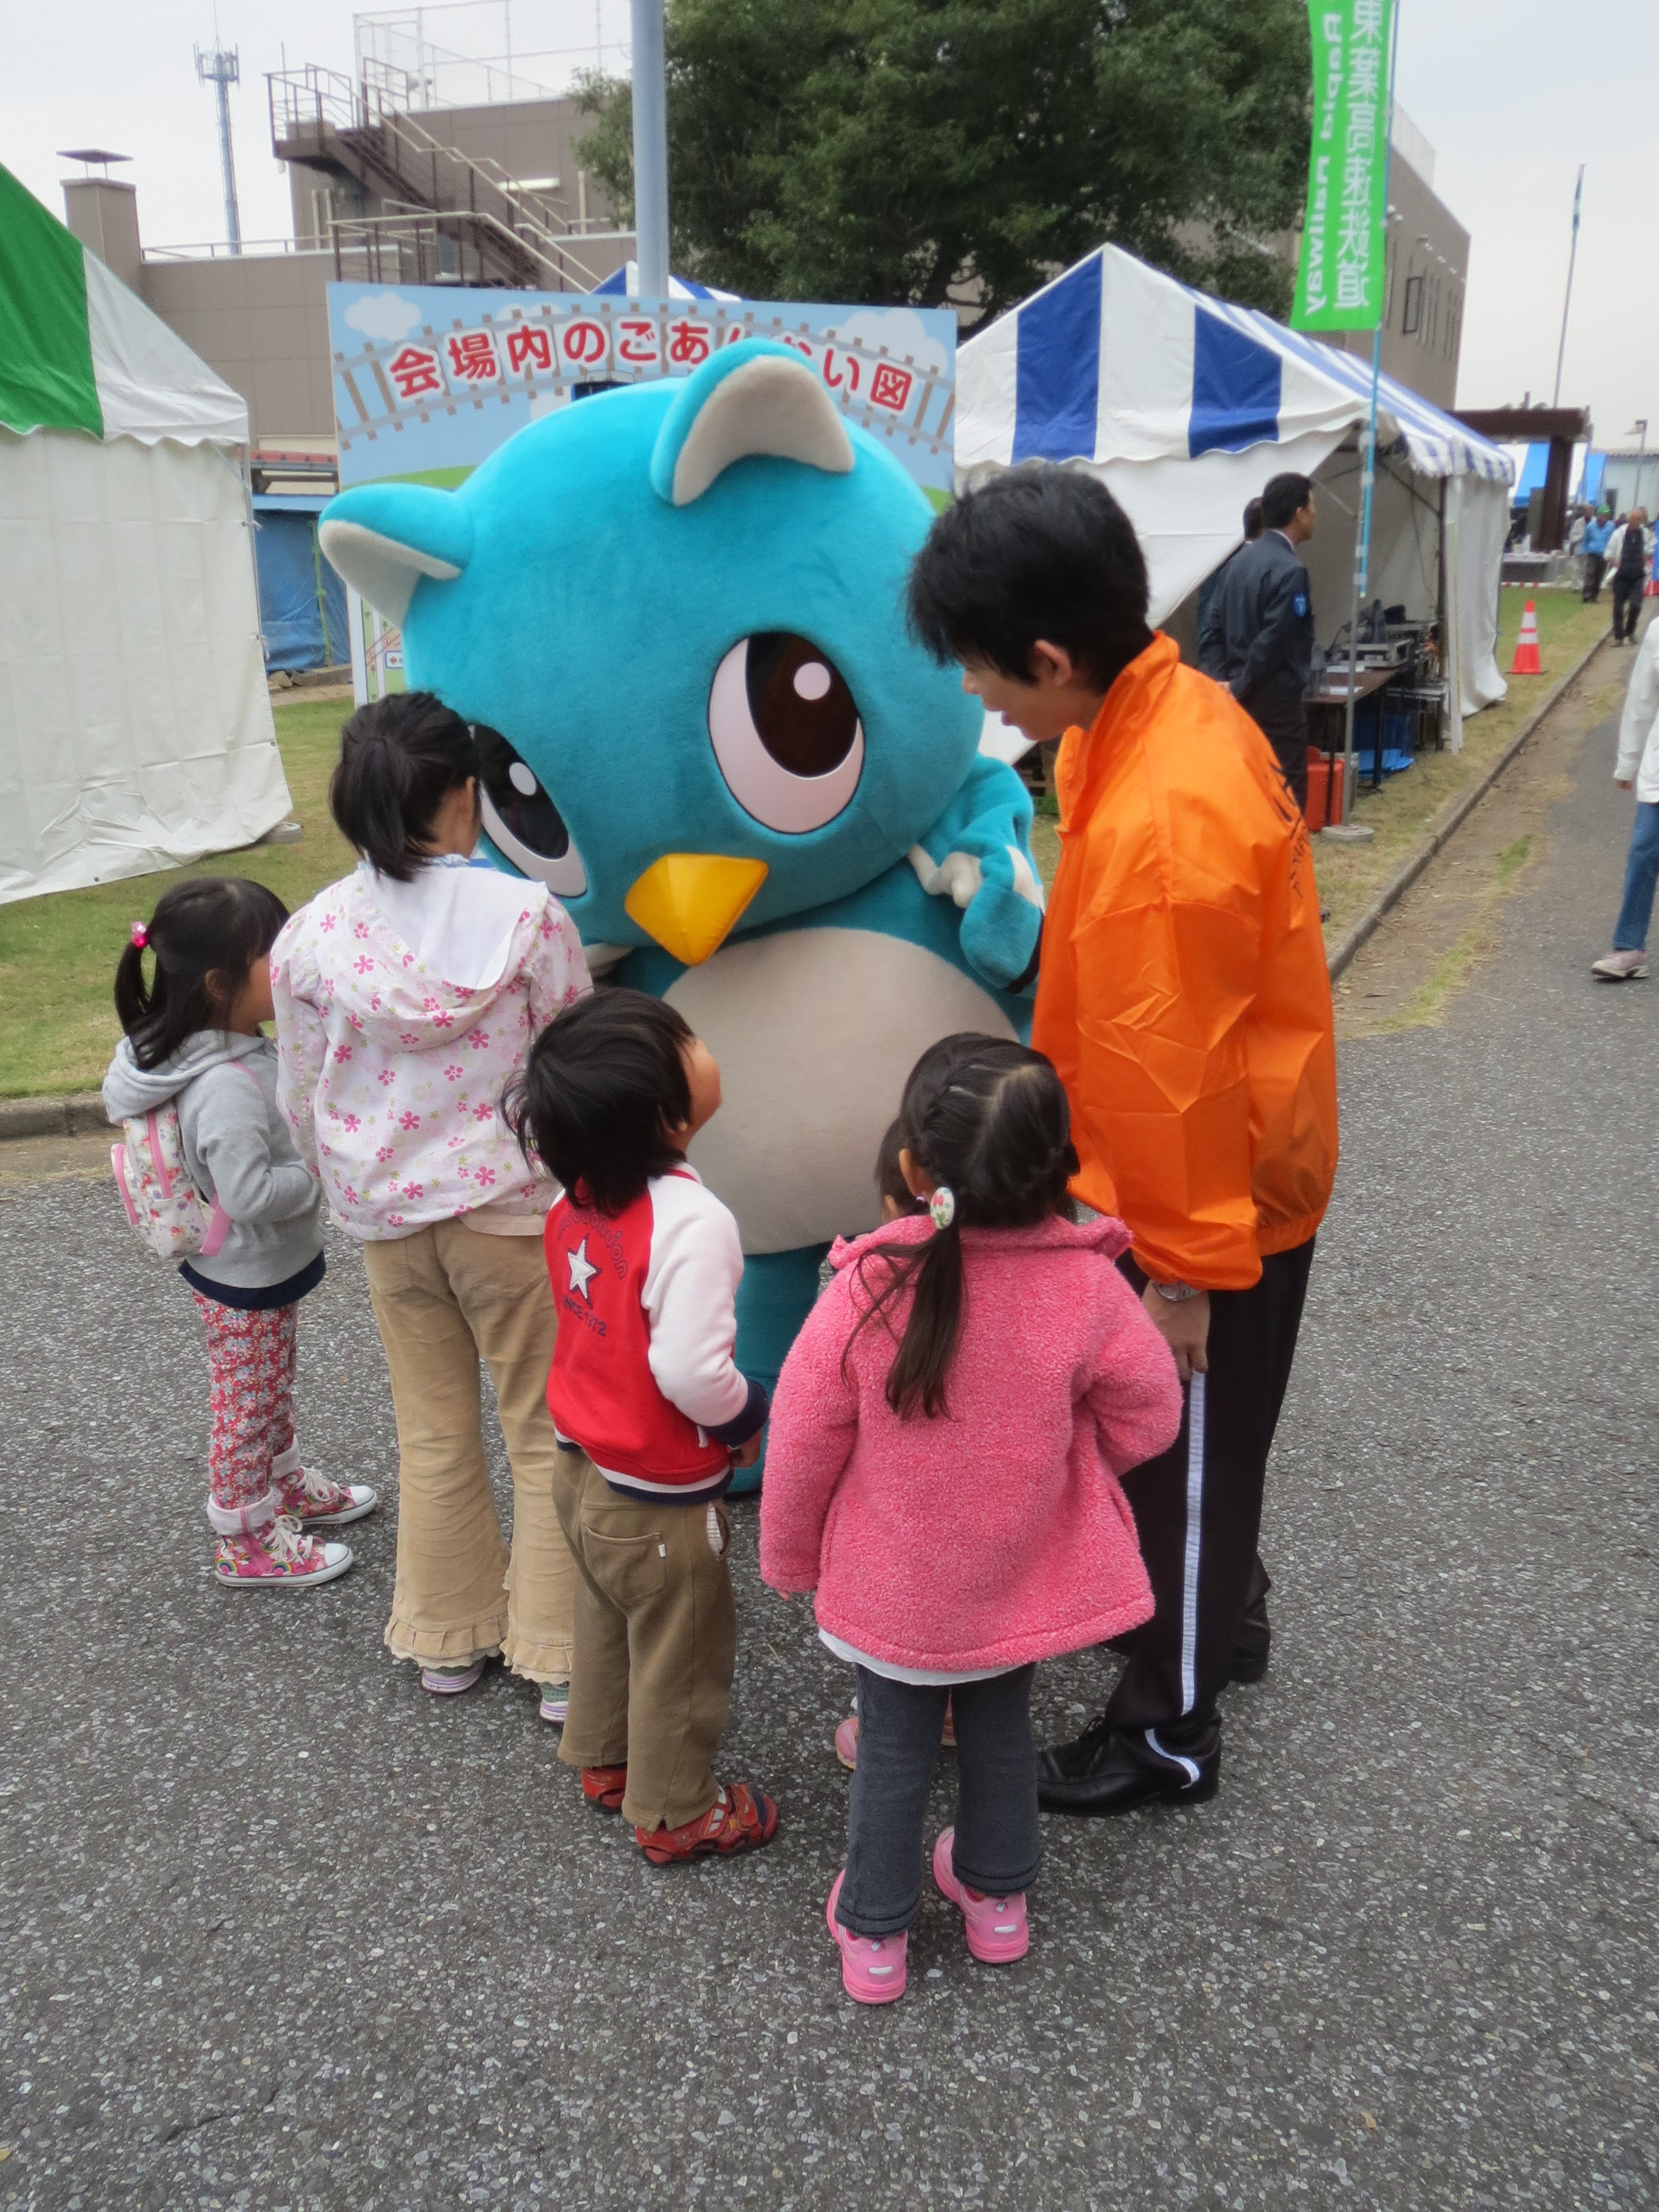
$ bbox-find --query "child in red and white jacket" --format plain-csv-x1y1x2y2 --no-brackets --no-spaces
760,1034,1182,2003
504,988,777,1865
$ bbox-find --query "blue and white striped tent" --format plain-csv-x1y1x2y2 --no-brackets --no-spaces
957,246,1515,717
592,264,740,301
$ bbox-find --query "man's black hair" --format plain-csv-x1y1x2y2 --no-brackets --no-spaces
501,988,693,1216
907,466,1153,692
1243,497,1265,540
1260,474,1315,531
330,690,480,882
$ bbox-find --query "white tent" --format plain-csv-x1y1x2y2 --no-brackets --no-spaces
957,246,1516,729
0,166,290,903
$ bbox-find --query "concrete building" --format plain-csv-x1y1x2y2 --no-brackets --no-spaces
1316,107,1469,413
60,76,631,472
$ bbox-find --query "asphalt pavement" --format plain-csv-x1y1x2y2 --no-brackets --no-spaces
2,647,1656,2211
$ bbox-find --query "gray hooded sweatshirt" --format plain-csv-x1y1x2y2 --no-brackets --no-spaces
102,1031,324,1302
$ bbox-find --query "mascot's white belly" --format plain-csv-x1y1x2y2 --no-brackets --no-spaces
672,925,1017,1253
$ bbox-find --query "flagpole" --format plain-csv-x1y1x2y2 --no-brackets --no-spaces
1340,0,1405,819
1552,164,1584,410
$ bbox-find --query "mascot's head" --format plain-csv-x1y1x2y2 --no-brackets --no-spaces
319,339,982,967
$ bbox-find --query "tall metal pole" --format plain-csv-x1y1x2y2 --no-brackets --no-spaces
195,44,243,254
1552,164,1584,409
629,0,669,297
1339,0,1404,815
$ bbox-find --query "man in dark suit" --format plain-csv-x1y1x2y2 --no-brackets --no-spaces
1199,472,1318,809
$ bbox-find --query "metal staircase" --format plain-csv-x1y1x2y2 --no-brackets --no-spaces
267,62,611,292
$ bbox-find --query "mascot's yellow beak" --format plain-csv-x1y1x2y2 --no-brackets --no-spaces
623,853,769,967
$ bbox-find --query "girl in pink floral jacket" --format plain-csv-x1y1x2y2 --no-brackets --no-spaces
273,693,590,1711
760,1035,1181,2004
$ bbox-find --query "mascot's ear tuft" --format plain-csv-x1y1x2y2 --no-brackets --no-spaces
318,484,475,625
649,339,854,508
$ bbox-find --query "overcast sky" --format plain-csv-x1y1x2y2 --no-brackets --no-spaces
5,0,1656,449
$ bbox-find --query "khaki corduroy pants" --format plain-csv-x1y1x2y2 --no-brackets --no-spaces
363,1221,573,1683
551,1448,737,1833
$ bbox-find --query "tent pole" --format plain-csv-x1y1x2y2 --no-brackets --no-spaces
1340,0,1404,821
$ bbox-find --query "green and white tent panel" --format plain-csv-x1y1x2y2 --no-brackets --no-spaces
0,163,289,903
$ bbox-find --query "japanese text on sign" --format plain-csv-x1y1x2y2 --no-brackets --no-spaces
1292,0,1395,332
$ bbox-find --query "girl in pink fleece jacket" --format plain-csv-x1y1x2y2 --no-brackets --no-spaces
760,1035,1181,2004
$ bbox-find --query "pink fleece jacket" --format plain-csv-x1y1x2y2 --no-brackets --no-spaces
759,1211,1182,1675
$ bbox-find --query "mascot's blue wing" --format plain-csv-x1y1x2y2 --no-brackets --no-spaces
908,753,1046,992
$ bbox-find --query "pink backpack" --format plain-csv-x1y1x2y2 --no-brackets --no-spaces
109,1064,258,1261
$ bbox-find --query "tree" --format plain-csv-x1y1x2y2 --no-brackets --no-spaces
577,0,1310,319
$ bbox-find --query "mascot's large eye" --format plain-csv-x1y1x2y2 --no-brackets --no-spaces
708,633,864,834
472,724,588,898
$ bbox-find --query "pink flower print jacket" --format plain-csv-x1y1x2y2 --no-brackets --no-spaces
272,863,590,1241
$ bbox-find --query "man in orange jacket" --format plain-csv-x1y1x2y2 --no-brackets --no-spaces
908,468,1338,1812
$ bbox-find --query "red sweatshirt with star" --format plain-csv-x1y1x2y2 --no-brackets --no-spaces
543,1165,769,1500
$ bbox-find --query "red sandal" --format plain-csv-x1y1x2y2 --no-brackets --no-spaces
635,1782,779,1865
581,1765,628,1812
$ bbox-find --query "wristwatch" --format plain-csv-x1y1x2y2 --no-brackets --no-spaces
1151,1278,1203,1303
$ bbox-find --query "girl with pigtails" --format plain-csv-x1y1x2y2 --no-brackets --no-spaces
104,877,377,1589
759,1034,1182,2004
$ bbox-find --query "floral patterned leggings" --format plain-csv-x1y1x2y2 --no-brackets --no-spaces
193,1295,298,1520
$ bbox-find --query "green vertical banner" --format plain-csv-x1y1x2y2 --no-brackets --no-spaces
1292,0,1395,331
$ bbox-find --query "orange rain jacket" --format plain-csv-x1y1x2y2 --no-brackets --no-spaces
1033,632,1338,1292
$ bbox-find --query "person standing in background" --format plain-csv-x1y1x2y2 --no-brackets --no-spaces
1591,609,1659,982
1607,510,1651,646
1581,509,1614,602
1200,473,1318,810
1196,498,1264,667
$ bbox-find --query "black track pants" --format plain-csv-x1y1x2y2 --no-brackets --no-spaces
1105,1238,1316,1775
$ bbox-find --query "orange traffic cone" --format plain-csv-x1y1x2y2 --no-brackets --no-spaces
1510,600,1543,675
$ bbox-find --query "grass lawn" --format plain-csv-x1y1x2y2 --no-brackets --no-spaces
0,698,355,1099
1028,589,1615,933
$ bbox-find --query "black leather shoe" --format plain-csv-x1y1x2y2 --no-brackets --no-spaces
1036,1720,1218,1815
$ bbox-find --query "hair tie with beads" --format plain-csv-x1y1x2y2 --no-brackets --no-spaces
928,1185,956,1230
130,921,148,950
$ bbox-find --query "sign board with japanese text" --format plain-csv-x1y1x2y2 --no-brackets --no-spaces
1291,0,1396,332
325,283,957,502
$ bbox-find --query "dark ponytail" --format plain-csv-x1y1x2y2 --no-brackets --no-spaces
846,1034,1078,1419
116,876,291,1070
329,690,480,881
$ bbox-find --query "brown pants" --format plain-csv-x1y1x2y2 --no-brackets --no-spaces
551,1449,737,1832
362,1221,574,1683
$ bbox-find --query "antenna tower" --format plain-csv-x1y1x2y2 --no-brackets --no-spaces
194,39,243,253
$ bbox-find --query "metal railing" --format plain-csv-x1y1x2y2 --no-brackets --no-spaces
326,208,609,292
267,61,609,290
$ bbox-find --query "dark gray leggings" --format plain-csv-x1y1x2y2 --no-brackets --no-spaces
836,1664,1041,1938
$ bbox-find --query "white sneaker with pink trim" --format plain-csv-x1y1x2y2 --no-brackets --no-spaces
214,1515,354,1589
1592,949,1649,980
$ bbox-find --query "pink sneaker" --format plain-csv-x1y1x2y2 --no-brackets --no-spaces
932,1829,1030,1963
275,1463,380,1527
825,1871,907,2004
420,1659,486,1695
214,1515,352,1589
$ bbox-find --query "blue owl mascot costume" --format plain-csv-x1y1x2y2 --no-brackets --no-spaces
320,340,1044,1488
